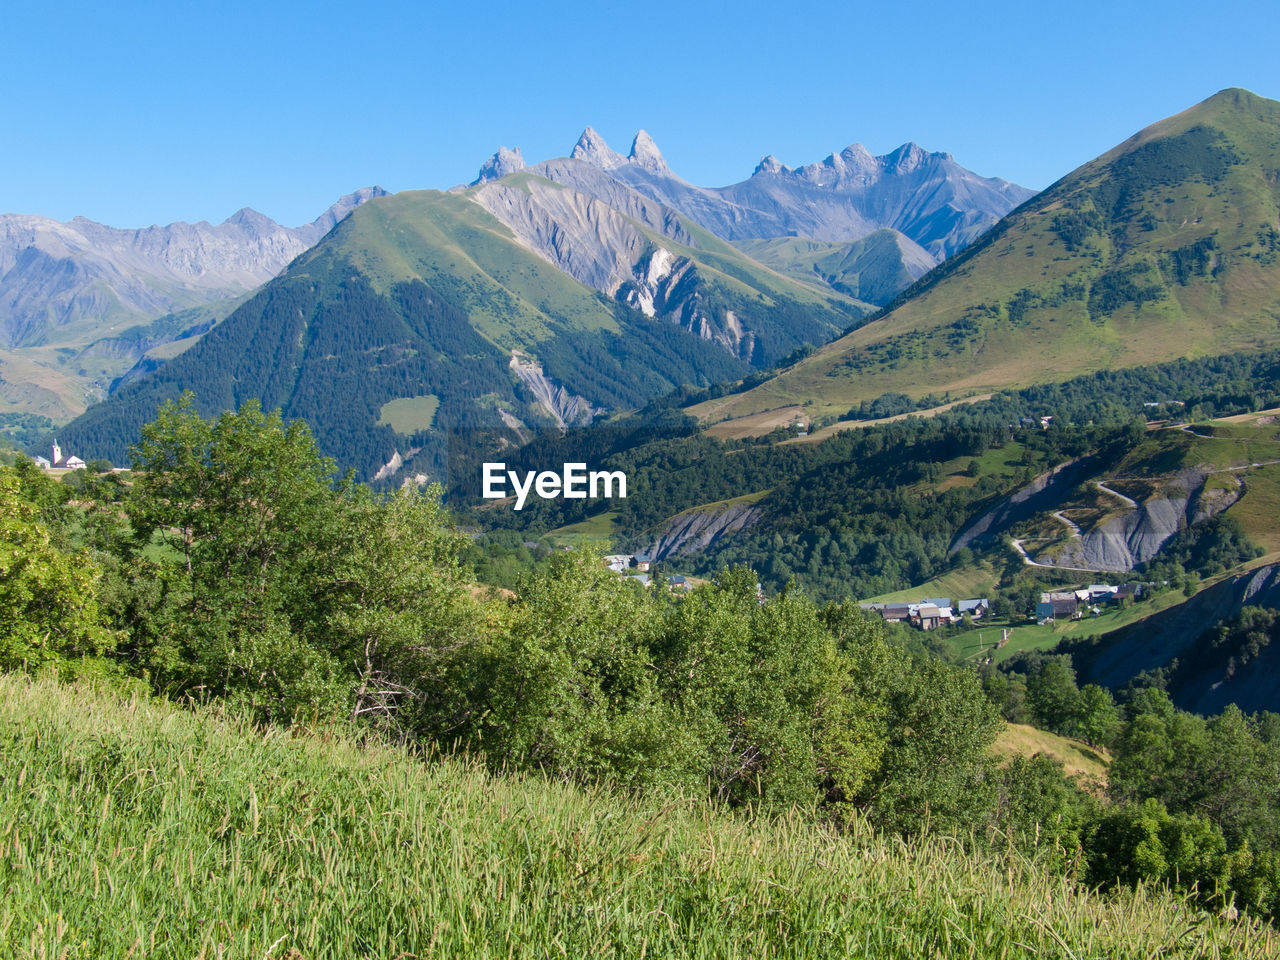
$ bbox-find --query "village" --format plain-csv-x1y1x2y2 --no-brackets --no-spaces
1033,583,1144,623
859,580,1147,631
859,597,991,630
599,548,1150,630
600,552,764,598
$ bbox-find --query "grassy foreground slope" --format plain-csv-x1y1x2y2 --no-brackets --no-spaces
694,88,1280,430
2,675,1273,960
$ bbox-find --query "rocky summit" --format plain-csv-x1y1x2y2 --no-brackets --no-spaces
506,127,1033,260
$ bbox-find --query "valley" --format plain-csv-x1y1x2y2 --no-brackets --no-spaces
10,1,1280,950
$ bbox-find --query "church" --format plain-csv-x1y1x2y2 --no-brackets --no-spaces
33,440,86,471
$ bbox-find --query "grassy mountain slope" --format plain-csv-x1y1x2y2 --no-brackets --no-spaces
4,673,1271,959
694,89,1280,431
327,189,624,345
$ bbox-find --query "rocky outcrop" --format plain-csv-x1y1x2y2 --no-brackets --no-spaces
508,351,600,429
472,147,527,185
1053,470,1240,570
570,127,628,170
644,501,764,560
754,155,788,176
627,130,670,176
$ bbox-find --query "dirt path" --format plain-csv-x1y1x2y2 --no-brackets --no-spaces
1094,481,1138,509
1010,537,1113,574
1052,511,1082,537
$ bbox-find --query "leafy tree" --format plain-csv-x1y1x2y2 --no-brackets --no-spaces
0,470,114,671
125,394,475,723
457,551,685,790
1076,684,1119,747
867,654,1003,834
991,754,1096,868
1027,659,1082,735
1086,798,1230,905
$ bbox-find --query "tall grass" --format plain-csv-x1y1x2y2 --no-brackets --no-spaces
1,674,1273,959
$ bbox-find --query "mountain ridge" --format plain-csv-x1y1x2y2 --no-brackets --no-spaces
54,185,861,477
476,127,1035,260
692,87,1280,432
0,187,388,418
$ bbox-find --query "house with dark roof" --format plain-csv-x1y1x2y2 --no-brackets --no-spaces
1037,592,1079,620
881,603,912,623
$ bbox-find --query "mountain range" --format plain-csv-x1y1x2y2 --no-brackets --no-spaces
480,128,1033,259
0,188,387,419
49,131,1031,477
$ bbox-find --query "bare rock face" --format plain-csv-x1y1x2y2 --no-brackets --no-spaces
1054,468,1239,571
628,130,670,176
753,155,790,176
570,127,628,170
507,350,600,429
472,147,527,185
645,500,764,560
953,462,1241,573
472,176,668,293
471,174,754,360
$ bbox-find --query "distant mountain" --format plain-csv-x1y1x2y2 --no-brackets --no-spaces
56,185,862,479
734,231,938,306
694,88,1280,431
0,187,386,418
490,128,1033,261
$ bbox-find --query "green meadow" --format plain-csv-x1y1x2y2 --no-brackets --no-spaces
3,674,1273,960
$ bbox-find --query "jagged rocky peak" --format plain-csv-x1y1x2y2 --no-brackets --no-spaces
472,146,527,185
837,143,878,168
753,155,791,176
311,186,390,232
628,129,669,175
884,141,934,173
570,126,627,170
223,207,277,231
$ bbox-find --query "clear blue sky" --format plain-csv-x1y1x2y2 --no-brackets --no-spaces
4,0,1278,227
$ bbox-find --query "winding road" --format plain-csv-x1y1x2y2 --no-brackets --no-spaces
1009,536,1114,573
1095,481,1138,508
